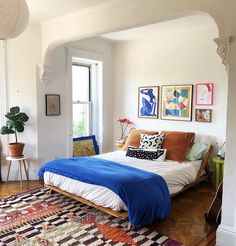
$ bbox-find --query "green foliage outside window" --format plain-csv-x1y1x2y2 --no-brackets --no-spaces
73,121,86,137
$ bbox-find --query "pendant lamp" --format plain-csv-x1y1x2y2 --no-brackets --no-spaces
0,0,29,40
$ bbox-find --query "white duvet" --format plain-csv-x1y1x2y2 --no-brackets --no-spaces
44,150,201,211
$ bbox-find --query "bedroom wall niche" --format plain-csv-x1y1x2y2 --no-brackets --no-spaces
110,15,228,147
37,37,114,165
36,14,227,167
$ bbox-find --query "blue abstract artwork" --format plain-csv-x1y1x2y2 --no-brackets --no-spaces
138,86,159,118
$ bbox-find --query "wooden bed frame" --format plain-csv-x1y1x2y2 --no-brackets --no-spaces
171,145,214,197
44,145,214,229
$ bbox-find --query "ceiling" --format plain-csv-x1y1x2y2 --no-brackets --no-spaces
26,0,110,23
101,15,216,42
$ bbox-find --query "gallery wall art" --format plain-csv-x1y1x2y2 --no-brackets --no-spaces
196,83,214,105
195,109,212,122
161,85,193,121
138,86,159,119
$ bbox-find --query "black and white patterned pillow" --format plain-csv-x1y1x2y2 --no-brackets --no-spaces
139,134,165,149
126,146,167,162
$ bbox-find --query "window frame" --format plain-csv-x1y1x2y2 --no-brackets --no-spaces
72,62,92,137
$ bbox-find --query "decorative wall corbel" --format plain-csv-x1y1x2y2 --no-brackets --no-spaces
37,64,52,86
214,37,231,72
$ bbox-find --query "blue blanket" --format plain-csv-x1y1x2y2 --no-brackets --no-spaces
38,157,171,226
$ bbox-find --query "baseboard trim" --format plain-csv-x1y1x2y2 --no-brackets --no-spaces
217,224,236,246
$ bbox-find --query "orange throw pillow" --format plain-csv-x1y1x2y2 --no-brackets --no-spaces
161,131,195,162
122,128,158,151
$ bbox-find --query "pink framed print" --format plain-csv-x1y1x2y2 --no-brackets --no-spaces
196,83,214,105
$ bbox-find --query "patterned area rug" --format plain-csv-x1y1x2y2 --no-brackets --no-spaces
0,187,182,246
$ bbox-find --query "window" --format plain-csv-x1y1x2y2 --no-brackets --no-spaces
72,63,92,137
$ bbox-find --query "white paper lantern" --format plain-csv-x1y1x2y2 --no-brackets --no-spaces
0,0,29,40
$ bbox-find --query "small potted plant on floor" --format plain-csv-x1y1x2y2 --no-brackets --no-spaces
0,106,29,157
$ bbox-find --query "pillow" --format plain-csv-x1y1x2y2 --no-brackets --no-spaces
139,133,165,149
185,142,208,161
73,135,99,157
122,128,158,151
126,146,167,162
161,131,195,162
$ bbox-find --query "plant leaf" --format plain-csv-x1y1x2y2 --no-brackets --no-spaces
0,126,15,135
6,120,15,128
17,113,29,122
15,124,24,133
5,113,18,121
10,106,20,115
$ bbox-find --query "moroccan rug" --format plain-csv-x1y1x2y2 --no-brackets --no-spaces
0,187,183,246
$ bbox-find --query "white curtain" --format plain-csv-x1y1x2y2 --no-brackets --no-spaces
0,40,8,156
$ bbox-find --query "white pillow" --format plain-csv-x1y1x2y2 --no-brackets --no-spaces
139,133,165,149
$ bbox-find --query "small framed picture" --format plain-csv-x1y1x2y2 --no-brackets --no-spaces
45,94,60,116
195,109,212,122
196,83,214,105
138,86,159,119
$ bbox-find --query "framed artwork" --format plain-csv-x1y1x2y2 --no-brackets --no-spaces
45,94,60,116
161,85,193,121
138,86,159,119
196,83,214,105
195,109,212,122
73,135,99,157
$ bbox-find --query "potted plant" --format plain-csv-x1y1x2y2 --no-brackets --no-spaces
0,106,29,157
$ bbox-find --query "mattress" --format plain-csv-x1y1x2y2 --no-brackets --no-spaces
44,150,202,211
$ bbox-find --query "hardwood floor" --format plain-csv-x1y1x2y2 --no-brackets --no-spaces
0,180,42,198
0,181,217,246
151,182,217,246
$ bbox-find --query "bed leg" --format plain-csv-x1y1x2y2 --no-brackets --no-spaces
127,222,132,230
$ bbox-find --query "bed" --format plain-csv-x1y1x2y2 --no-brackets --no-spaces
40,144,213,229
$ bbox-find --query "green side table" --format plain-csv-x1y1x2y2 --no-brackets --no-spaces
212,157,224,189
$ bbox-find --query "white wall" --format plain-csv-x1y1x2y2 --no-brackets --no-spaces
112,21,228,146
1,25,42,180
37,46,68,165
37,37,113,165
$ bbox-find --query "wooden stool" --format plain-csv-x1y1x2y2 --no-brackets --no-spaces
6,156,29,187
212,157,224,189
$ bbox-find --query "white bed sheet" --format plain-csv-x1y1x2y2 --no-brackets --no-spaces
44,150,202,211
